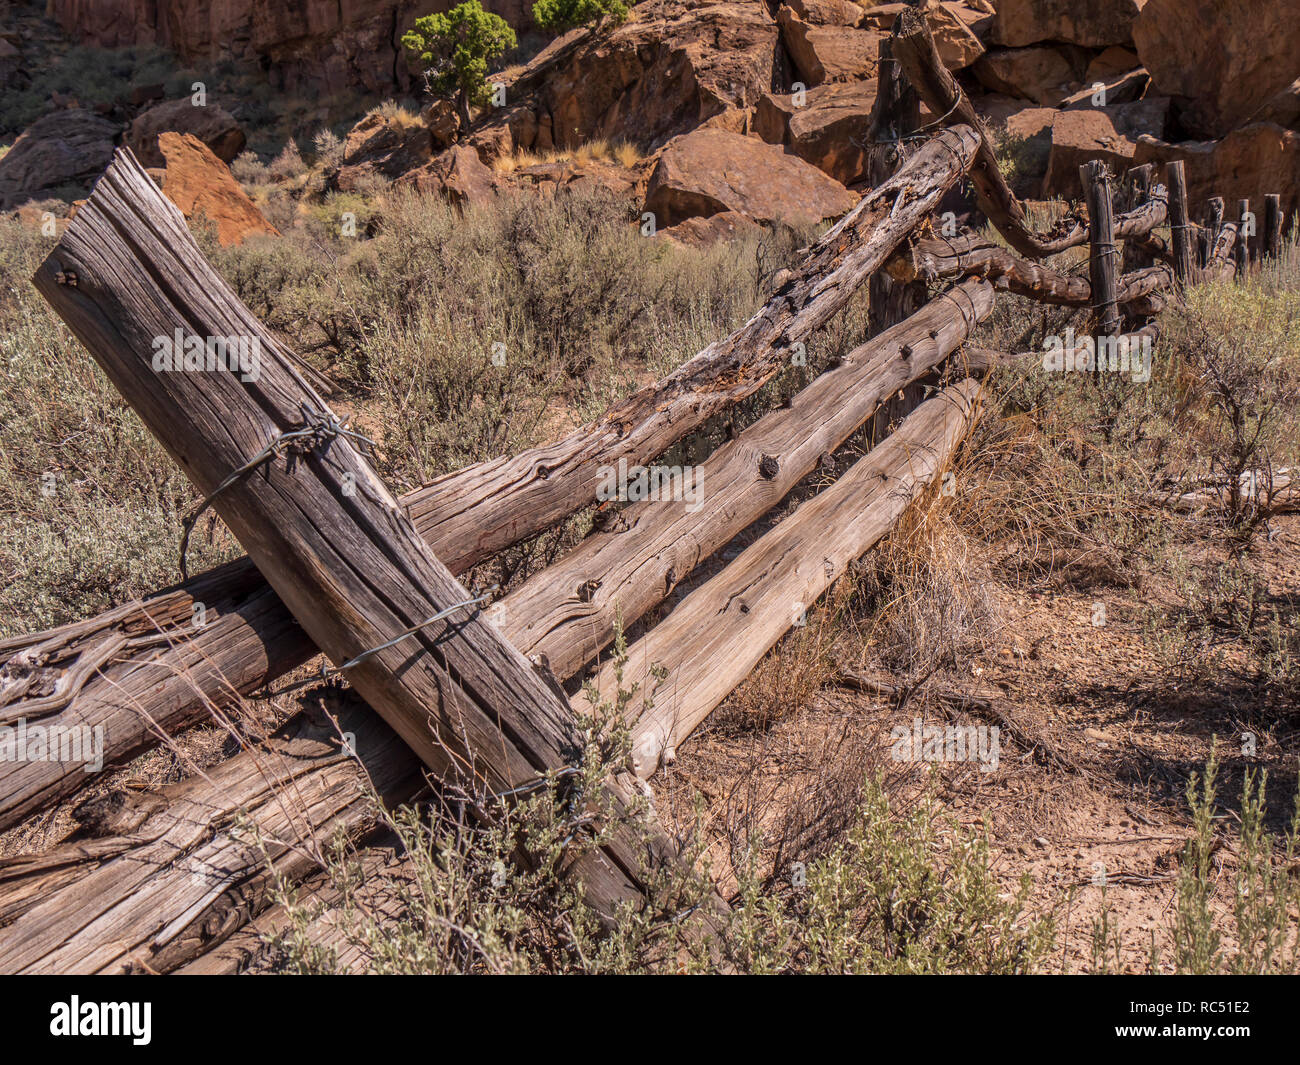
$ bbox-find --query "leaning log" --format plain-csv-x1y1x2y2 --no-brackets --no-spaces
889,8,1164,260
590,380,984,777
28,149,686,948
0,126,983,831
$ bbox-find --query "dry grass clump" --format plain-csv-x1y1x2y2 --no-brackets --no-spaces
492,138,643,173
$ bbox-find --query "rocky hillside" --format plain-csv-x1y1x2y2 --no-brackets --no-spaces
2,0,1298,245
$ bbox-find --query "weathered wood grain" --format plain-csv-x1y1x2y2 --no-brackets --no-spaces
587,379,984,777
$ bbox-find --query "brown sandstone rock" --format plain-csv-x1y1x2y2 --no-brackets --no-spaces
156,131,278,245
127,98,245,168
777,6,881,86
992,0,1146,49
0,109,118,209
972,46,1081,106
1133,0,1300,139
331,110,435,192
659,210,762,246
1041,97,1170,200
755,82,877,185
400,144,501,208
643,127,857,228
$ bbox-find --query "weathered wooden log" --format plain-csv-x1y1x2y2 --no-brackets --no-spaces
0,698,420,974
1263,194,1283,262
1167,160,1195,287
29,149,683,940
590,379,985,777
866,35,927,443
1119,165,1155,273
500,280,994,682
1081,161,1121,348
889,7,1156,260
889,232,1173,307
1202,221,1239,282
0,126,983,832
1235,199,1251,280
1200,196,1224,268
398,123,980,567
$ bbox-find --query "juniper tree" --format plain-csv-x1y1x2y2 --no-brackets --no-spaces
402,2,517,131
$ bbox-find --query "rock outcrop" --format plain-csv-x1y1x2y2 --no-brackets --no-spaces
503,1,782,152
643,127,857,227
1133,0,1300,139
1041,97,1170,199
0,109,118,209
127,98,245,168
755,81,877,185
972,46,1081,106
156,131,278,245
777,6,880,86
992,0,1146,49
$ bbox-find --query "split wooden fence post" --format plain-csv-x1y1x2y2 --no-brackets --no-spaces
1080,160,1120,368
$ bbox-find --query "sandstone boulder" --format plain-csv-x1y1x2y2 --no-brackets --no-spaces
400,144,501,209
778,6,881,86
331,110,435,192
783,0,859,25
1134,123,1300,222
1085,46,1140,83
992,0,1146,49
127,98,245,168
156,131,277,245
755,82,877,185
859,3,988,68
976,96,1057,195
972,46,1080,106
1133,0,1300,139
659,210,763,246
1041,97,1170,199
0,109,117,209
644,128,857,228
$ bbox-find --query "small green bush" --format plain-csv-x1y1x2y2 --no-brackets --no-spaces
533,0,629,33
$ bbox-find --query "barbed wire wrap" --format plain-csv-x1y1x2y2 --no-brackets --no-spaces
178,403,374,579
268,583,500,699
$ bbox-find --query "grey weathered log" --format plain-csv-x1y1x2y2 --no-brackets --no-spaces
866,34,927,443
1167,160,1195,286
500,279,994,682
595,379,985,777
4,287,991,972
28,148,680,942
0,699,421,973
890,231,1173,307
1081,161,1121,346
1200,196,1224,268
890,6,1130,260
0,125,982,832
1120,165,1155,273
1263,193,1283,262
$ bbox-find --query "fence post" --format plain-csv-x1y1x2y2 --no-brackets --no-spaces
1167,160,1194,286
1080,161,1120,369
1263,193,1282,262
1235,198,1250,280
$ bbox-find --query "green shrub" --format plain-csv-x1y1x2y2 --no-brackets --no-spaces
533,0,629,33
